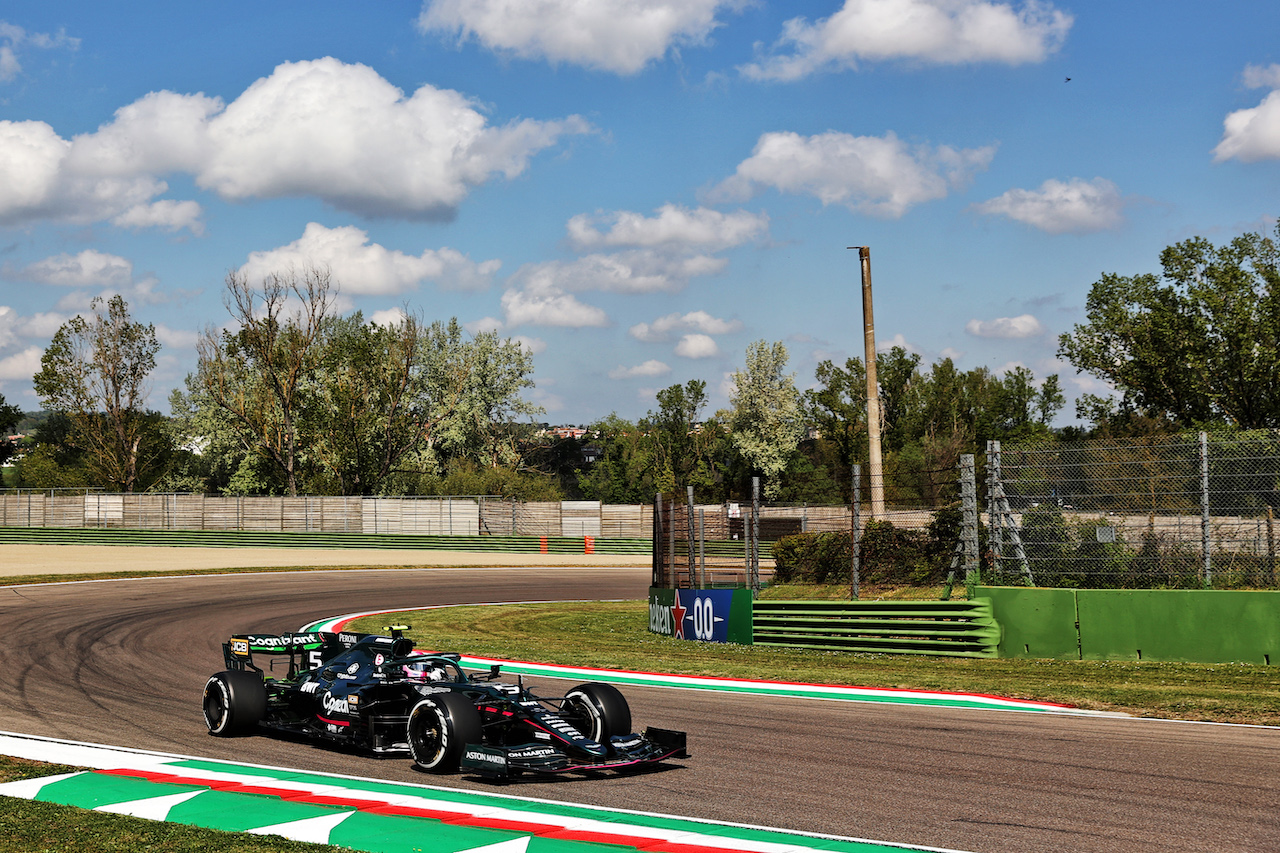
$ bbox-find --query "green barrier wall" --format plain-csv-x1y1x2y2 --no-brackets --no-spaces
978,586,1280,664
975,587,1080,660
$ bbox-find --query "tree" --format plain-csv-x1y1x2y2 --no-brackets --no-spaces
32,295,161,492
1059,224,1280,428
640,380,724,496
577,415,655,504
193,267,333,496
308,312,460,495
0,393,20,466
726,340,802,499
429,322,542,469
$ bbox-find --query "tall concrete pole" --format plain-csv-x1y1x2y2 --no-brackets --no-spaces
850,246,885,519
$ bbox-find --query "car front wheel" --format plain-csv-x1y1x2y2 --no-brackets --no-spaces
407,693,483,772
562,682,631,745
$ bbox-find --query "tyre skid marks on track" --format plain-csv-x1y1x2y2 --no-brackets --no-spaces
303,606,1122,718
0,731,972,853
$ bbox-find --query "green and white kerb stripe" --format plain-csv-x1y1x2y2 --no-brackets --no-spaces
0,732,971,853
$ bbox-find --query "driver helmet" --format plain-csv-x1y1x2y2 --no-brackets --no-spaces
401,660,447,682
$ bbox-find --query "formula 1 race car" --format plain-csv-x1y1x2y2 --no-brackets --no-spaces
202,628,688,780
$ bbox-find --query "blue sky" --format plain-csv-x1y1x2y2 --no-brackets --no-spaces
1,1,1279,425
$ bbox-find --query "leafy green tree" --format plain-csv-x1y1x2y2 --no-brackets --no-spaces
725,340,802,499
183,269,542,496
429,322,542,470
640,380,725,497
32,295,162,492
1059,224,1280,428
305,313,498,495
0,393,21,466
193,267,333,496
577,415,655,504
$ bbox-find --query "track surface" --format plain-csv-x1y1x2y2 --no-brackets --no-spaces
2,567,1277,852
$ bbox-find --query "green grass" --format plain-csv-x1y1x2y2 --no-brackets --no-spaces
344,600,1280,726
0,756,357,853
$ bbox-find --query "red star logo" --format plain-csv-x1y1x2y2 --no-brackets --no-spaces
670,591,688,640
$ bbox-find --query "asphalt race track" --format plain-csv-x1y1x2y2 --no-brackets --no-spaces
2,567,1277,852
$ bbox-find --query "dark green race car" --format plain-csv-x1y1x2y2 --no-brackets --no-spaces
203,627,688,780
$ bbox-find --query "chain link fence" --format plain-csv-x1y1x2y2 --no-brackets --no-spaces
992,431,1280,589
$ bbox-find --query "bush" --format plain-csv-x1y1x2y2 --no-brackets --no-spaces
771,530,851,584
771,511,958,587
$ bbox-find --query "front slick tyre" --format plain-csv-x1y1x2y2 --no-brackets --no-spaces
203,670,266,736
563,682,631,745
407,693,483,772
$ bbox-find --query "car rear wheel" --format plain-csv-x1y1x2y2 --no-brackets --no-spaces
407,693,483,772
562,683,631,744
203,670,266,736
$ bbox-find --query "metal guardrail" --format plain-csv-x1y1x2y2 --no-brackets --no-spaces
0,526,653,555
751,599,1000,657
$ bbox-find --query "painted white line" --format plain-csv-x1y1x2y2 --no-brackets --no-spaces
96,789,205,820
247,810,356,843
0,731,974,853
307,605,1122,717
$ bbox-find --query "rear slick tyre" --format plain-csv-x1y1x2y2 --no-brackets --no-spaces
203,670,266,736
407,693,483,772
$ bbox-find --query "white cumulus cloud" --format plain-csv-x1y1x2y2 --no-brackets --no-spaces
741,0,1072,81
675,333,720,358
417,0,740,75
112,200,205,234
9,250,134,287
500,280,609,328
629,310,741,342
0,58,590,228
567,204,769,251
239,223,501,295
709,130,994,218
0,345,42,380
154,324,200,350
608,359,671,380
1214,65,1280,163
0,21,80,83
973,177,1124,233
965,314,1044,338
507,251,726,297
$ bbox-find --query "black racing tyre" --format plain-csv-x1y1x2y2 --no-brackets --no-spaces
562,682,631,744
203,670,266,736
407,693,483,772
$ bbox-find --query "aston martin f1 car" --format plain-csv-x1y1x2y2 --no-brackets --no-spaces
202,628,688,779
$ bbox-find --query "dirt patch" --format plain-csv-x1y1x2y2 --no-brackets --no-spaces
0,544,648,578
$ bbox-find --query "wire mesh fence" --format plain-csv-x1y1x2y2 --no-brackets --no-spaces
992,431,1280,589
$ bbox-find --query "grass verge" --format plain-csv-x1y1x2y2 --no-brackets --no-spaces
344,600,1280,726
0,755,355,853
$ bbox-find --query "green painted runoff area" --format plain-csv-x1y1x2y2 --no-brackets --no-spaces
3,760,948,853
978,587,1280,663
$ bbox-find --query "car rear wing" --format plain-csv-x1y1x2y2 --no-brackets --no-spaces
222,631,346,677
221,630,417,678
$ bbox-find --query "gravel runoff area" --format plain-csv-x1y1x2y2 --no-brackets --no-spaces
0,544,649,578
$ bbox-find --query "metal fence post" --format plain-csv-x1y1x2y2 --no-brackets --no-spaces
751,476,761,597
698,508,706,588
851,464,861,600
960,454,979,597
1200,430,1212,588
988,440,1003,581
686,485,696,582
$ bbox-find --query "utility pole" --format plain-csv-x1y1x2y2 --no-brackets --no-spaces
849,245,885,519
